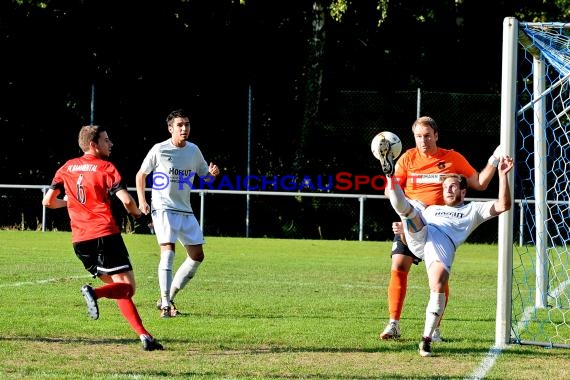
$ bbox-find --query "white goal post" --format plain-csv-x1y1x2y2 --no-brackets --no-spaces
498,17,570,349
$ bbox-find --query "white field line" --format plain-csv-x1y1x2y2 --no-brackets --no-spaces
465,346,504,380
467,278,570,379
0,275,91,288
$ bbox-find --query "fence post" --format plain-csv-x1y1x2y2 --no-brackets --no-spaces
358,196,365,241
41,186,47,232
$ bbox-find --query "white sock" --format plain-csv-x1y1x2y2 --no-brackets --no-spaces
158,250,175,307
171,258,202,296
387,177,414,217
423,292,446,338
403,211,422,232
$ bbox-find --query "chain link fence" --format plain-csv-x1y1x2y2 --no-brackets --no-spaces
2,90,501,242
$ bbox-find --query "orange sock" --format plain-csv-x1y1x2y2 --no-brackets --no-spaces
93,282,134,299
116,298,149,337
92,283,148,336
388,269,408,320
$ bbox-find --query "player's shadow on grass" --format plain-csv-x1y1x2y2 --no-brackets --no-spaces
0,335,140,346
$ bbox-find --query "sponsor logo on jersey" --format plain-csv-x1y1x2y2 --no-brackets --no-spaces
409,173,443,184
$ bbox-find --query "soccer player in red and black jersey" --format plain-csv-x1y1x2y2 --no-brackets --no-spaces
42,125,163,351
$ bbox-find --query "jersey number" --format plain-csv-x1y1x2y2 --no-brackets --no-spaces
76,174,86,204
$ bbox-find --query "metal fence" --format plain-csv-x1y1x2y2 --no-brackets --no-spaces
1,184,388,240
2,90,502,241
3,184,527,246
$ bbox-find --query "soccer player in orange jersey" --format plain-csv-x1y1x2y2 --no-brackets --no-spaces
378,116,502,342
42,125,163,351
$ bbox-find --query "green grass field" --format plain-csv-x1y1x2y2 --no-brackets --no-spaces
0,230,568,379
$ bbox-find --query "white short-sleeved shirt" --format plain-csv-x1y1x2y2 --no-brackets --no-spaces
406,201,496,272
139,139,210,214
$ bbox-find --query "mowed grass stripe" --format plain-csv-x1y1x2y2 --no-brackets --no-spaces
0,230,568,379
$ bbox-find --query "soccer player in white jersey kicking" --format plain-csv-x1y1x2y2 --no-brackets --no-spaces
379,151,513,357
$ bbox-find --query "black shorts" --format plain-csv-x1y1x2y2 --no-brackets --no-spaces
73,233,133,278
391,233,422,265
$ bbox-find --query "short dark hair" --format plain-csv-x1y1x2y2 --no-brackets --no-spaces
412,116,439,134
78,125,106,152
166,109,189,126
441,173,468,190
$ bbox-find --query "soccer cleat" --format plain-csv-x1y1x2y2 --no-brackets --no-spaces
379,321,401,340
140,334,164,351
160,306,171,318
376,135,395,176
419,336,432,357
169,300,181,317
80,284,99,320
157,298,181,317
431,327,443,342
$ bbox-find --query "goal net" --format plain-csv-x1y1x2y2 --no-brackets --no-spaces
497,17,570,349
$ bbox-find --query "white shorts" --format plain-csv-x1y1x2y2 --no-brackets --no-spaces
151,210,205,246
401,201,428,260
423,225,455,273
405,225,427,260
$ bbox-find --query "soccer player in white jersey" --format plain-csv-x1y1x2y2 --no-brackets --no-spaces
383,155,513,357
135,109,220,318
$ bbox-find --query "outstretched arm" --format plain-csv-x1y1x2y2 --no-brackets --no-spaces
467,164,496,191
466,145,503,191
490,156,514,216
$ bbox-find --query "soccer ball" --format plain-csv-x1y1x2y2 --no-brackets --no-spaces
371,131,402,160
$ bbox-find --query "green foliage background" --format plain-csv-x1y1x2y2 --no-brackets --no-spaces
0,1,560,239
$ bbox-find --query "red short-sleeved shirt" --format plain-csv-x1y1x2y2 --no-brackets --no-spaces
394,147,476,206
50,154,122,242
